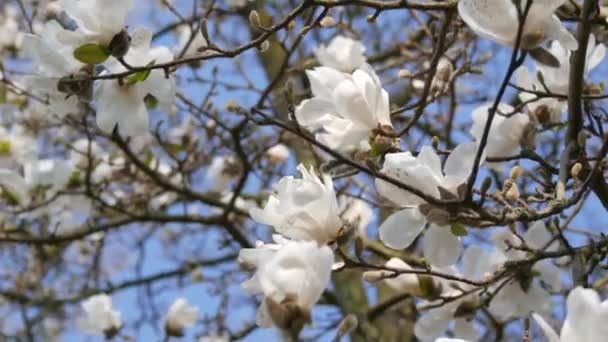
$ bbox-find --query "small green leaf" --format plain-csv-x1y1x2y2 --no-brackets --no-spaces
68,170,81,188
73,44,111,64
450,223,468,236
126,60,155,85
0,140,11,155
166,143,184,154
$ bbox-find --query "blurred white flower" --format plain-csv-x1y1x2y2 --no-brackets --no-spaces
458,0,577,51
339,196,373,236
205,155,240,192
250,164,343,245
240,240,333,329
165,298,199,336
266,143,290,164
60,0,132,46
516,67,565,124
295,65,392,153
0,125,37,169
21,21,85,117
533,286,608,342
375,143,478,266
96,27,175,136
175,24,207,57
76,294,122,336
314,36,366,72
470,103,530,160
0,5,20,52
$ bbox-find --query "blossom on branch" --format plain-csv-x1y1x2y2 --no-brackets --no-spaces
314,35,366,72
76,294,122,337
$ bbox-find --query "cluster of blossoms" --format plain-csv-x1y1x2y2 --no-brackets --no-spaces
77,294,198,338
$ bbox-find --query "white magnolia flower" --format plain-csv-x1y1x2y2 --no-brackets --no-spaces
533,287,608,342
59,0,132,46
165,298,199,335
76,294,122,335
536,34,605,95
266,143,290,164
375,143,479,266
21,21,85,117
0,125,37,169
339,196,373,236
250,164,343,245
414,266,481,341
240,240,334,328
516,34,605,124
314,36,366,72
458,0,577,51
470,103,530,159
175,24,207,57
516,67,566,124
461,222,560,320
96,27,175,136
205,155,240,192
0,5,20,52
295,65,392,153
363,258,423,296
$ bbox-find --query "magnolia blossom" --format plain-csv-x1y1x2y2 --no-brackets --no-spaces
413,266,481,341
175,24,207,57
470,103,531,160
165,298,199,335
314,36,366,72
0,5,20,52
339,196,373,236
375,143,479,266
295,65,392,153
266,143,290,164
205,155,240,192
239,240,333,329
516,34,605,124
96,27,176,136
533,287,608,342
363,258,424,296
250,164,343,245
0,125,37,169
458,0,577,51
59,0,132,46
76,294,122,336
21,21,85,117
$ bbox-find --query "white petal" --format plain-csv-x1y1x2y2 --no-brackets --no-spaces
423,224,461,267
414,307,452,341
378,208,426,250
531,313,560,342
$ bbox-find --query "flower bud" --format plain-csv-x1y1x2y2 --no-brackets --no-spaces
266,144,290,164
505,183,520,201
571,162,583,178
509,165,521,180
319,16,335,27
259,40,270,52
336,314,358,339
555,181,566,201
398,69,411,78
108,29,131,58
249,10,261,28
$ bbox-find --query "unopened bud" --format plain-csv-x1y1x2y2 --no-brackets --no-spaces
266,144,290,164
398,69,411,78
259,40,270,52
431,136,440,149
505,183,520,201
287,20,296,31
249,10,261,28
362,270,388,283
335,314,358,340
319,16,335,27
108,29,131,58
225,100,239,112
510,165,521,180
571,162,583,178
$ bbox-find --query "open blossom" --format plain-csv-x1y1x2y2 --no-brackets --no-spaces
375,143,478,266
96,27,176,136
295,65,392,153
21,21,85,117
250,164,343,245
314,36,366,72
174,24,207,57
339,196,373,236
458,0,577,51
516,34,605,124
239,240,333,330
165,298,199,336
533,287,608,342
59,0,132,46
470,103,531,160
76,294,122,336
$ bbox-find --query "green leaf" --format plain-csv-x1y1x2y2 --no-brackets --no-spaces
0,84,5,105
126,60,155,85
73,44,111,64
0,140,11,155
450,223,468,236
